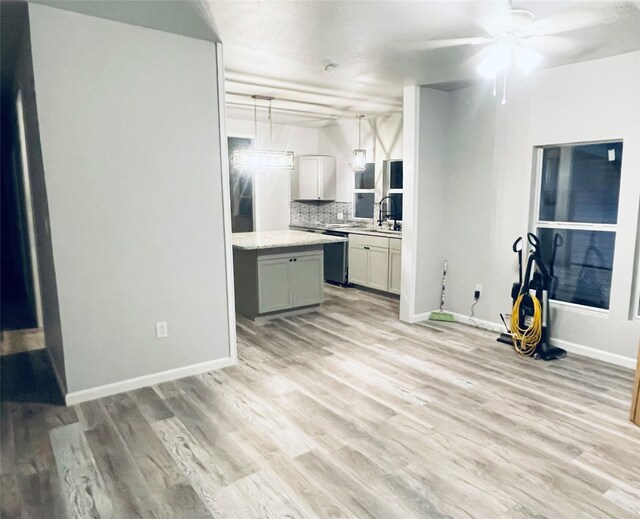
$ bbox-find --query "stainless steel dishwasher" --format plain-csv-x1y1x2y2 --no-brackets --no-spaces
323,230,349,285
293,226,349,285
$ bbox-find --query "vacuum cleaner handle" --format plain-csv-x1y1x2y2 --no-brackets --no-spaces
512,237,523,286
527,232,541,251
549,233,564,279
512,237,523,253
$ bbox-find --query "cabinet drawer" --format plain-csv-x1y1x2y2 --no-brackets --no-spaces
349,233,389,249
389,238,402,251
258,250,322,262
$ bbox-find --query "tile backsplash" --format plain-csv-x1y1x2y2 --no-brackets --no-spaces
290,201,352,225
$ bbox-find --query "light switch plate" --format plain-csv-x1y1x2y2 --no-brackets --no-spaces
337,212,344,220
156,321,168,338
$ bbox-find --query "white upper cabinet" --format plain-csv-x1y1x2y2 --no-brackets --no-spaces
292,155,336,201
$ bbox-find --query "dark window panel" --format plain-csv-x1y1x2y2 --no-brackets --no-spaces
388,193,403,221
389,161,403,189
537,228,615,309
354,192,375,219
539,142,622,224
355,163,375,190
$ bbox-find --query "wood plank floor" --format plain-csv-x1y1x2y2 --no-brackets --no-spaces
2,284,639,518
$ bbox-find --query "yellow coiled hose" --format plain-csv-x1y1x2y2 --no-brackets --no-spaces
510,293,542,356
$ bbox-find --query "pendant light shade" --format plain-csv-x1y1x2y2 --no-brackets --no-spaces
230,96,294,170
353,115,366,171
231,149,294,169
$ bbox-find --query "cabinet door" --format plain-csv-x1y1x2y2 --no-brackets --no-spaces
297,157,320,200
292,254,324,307
319,156,336,200
367,246,389,291
258,258,292,313
388,249,401,295
348,245,368,286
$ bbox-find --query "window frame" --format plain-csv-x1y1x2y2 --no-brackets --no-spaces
531,141,623,314
353,162,376,220
384,159,403,223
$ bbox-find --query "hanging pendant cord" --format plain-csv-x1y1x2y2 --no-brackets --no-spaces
253,96,258,144
358,116,362,148
269,99,273,146
502,69,508,105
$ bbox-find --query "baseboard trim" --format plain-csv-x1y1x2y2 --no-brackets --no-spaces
548,338,636,370
65,356,236,406
407,311,432,324
46,347,68,397
445,312,505,333
412,310,505,333
415,310,635,369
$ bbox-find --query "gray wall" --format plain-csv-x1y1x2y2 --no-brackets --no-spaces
29,4,232,393
408,52,640,363
413,87,450,315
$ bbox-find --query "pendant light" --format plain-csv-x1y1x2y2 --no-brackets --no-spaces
230,95,294,170
353,115,366,171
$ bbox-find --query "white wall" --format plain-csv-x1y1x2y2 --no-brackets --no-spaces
226,118,319,231
318,114,403,204
404,51,640,365
29,4,233,395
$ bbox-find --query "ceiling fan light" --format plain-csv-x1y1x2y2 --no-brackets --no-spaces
517,47,543,75
476,43,511,79
353,149,367,171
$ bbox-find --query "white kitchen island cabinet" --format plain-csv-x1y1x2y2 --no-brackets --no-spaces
232,230,346,320
257,251,324,313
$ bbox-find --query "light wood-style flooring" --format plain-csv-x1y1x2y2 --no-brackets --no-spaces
1,285,639,518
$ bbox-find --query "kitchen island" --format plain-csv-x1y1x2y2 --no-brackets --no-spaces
232,230,347,320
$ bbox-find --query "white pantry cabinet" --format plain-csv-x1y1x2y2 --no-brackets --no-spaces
292,155,336,201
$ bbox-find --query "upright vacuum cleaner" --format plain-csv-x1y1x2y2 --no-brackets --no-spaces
498,233,567,361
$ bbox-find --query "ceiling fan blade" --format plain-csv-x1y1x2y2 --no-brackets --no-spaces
396,36,494,51
523,35,582,55
527,10,606,36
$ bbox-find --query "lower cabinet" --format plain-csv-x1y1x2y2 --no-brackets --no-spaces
367,247,390,291
258,251,323,313
348,245,368,286
348,234,401,293
388,239,402,295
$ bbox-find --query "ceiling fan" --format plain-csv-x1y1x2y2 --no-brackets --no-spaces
401,1,636,100
403,1,637,97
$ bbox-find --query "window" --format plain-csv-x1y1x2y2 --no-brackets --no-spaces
228,137,254,232
534,141,623,310
384,160,403,221
353,162,375,218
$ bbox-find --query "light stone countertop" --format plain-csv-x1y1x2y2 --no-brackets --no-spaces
232,230,348,251
289,224,402,239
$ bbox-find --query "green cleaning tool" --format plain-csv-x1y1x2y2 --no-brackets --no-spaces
429,260,455,322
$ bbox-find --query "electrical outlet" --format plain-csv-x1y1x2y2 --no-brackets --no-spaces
155,321,168,338
474,284,482,300
475,284,482,294
337,212,344,220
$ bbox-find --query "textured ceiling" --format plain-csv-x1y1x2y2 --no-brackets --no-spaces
209,0,640,126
